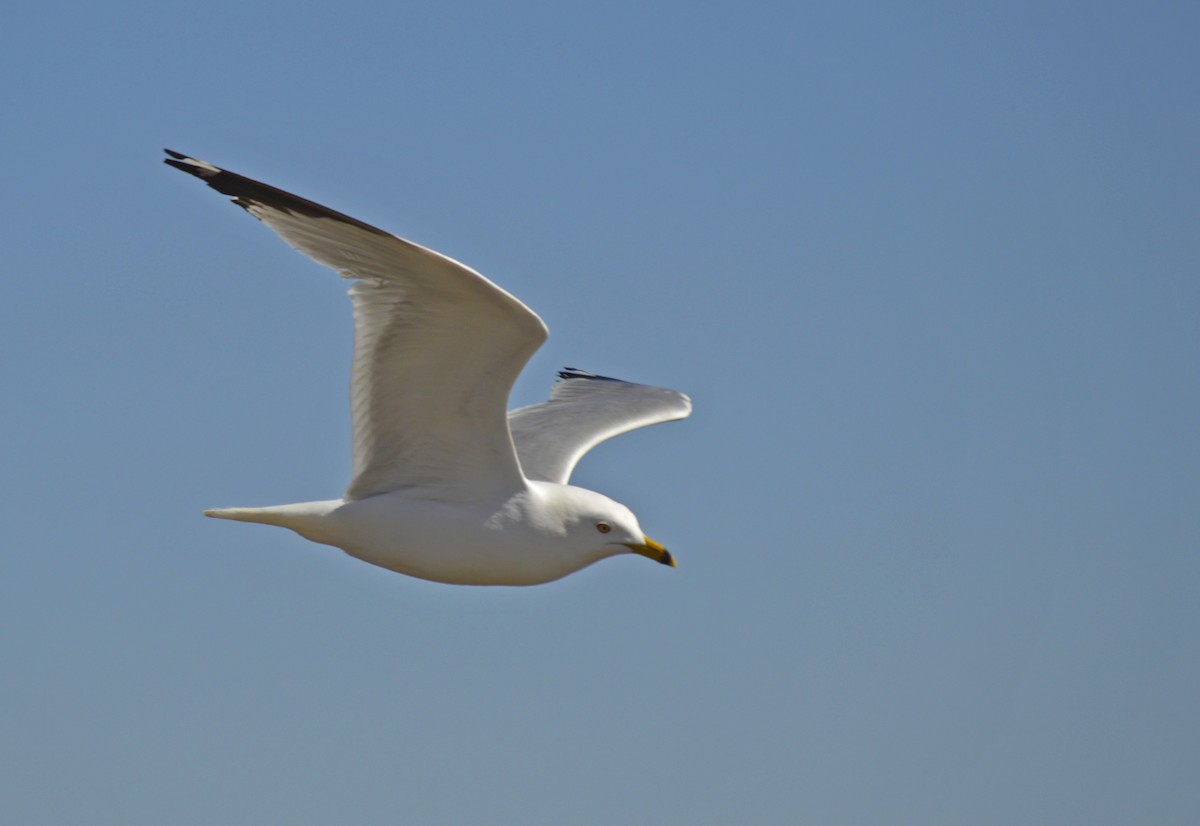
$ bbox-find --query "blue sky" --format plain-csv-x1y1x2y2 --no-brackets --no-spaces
3,1,1197,823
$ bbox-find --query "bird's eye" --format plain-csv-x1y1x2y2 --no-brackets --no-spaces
596,522,612,534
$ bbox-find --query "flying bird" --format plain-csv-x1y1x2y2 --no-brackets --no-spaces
164,150,691,585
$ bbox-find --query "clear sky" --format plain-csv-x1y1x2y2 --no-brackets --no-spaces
3,1,1197,823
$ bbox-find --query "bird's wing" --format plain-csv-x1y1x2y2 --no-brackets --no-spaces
164,150,547,502
508,368,692,485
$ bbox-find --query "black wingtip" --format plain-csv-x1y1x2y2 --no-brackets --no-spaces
557,367,621,382
162,149,215,180
163,158,196,175
161,150,393,235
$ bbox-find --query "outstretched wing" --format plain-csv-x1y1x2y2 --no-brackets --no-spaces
508,368,692,484
165,150,548,502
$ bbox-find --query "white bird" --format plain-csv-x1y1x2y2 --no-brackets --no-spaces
165,150,692,586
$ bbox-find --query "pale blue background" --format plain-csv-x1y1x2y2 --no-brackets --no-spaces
3,1,1197,823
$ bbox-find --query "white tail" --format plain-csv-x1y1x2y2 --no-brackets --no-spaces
203,501,343,544
204,506,291,525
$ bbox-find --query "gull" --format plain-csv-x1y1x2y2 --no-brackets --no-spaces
164,150,691,586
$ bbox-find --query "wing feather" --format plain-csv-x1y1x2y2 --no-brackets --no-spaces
165,150,547,502
508,369,692,484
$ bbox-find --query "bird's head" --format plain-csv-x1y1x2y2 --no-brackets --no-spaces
556,486,676,568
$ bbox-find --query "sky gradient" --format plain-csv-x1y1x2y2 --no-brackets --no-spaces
3,1,1197,823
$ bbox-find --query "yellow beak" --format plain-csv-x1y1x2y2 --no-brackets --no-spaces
624,535,677,568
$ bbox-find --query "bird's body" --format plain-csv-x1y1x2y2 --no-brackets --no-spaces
207,482,640,586
165,150,690,586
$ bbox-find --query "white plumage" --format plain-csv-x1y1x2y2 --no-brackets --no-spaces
165,150,691,585
510,368,693,485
